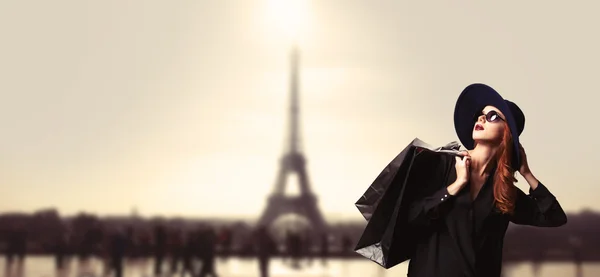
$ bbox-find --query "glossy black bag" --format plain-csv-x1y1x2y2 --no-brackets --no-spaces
354,138,461,268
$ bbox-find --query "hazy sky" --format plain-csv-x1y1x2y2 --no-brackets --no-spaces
1,1,598,220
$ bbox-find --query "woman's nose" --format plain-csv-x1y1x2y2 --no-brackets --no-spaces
477,115,486,123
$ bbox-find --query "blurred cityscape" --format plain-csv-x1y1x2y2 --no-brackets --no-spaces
0,208,599,277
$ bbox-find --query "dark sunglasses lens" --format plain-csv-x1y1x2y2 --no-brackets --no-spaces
486,111,501,122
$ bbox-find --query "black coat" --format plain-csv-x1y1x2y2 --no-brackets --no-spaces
404,165,567,277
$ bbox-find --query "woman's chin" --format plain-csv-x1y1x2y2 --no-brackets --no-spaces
472,137,502,147
472,135,484,142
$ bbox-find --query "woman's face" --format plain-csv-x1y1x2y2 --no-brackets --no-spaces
472,105,506,144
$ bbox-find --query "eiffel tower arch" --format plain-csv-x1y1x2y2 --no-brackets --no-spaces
257,45,327,235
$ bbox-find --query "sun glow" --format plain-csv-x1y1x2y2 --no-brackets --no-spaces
265,0,312,44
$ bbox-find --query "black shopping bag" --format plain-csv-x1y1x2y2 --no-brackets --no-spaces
354,138,461,268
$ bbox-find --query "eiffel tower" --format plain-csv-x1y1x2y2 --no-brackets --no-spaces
257,45,327,234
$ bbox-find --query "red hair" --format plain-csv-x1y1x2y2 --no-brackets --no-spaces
492,122,518,215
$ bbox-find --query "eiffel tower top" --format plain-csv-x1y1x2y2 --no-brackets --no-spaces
286,44,302,155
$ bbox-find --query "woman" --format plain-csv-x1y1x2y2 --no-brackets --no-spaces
406,83,567,277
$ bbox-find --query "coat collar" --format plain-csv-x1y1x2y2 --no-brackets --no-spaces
473,168,496,235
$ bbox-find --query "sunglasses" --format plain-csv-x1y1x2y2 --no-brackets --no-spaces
473,110,505,123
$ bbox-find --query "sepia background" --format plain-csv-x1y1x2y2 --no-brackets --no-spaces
1,1,599,277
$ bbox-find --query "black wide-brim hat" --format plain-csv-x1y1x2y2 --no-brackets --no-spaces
453,83,525,170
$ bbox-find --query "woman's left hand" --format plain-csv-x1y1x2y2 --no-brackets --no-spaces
518,143,531,176
518,143,540,190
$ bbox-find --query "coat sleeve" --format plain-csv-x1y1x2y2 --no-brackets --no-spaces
407,186,455,227
406,157,458,228
509,181,567,227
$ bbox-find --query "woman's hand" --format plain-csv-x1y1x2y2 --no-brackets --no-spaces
448,151,470,196
518,143,531,176
518,143,540,190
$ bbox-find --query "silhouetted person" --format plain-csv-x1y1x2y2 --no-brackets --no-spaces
303,231,312,266
154,225,167,275
5,229,16,265
286,231,301,268
78,230,95,261
134,232,152,276
198,228,218,277
5,228,26,267
255,226,277,277
109,231,127,277
218,227,232,261
54,232,70,270
284,230,292,264
531,249,544,277
570,236,584,277
6,228,27,266
181,232,195,277
170,229,184,274
320,233,329,265
126,226,137,259
140,232,152,260
16,229,27,264
574,250,583,277
101,230,112,277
